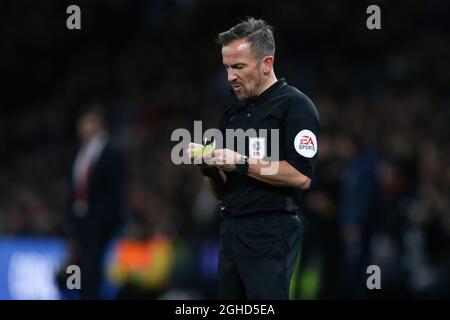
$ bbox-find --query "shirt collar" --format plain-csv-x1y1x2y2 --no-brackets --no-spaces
246,78,287,106
81,132,108,155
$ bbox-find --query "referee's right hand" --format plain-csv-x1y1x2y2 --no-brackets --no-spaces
187,142,215,166
187,142,204,160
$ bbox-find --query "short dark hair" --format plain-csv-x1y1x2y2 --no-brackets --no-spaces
216,17,275,59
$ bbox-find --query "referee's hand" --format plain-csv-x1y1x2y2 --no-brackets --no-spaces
209,148,242,172
187,142,215,166
186,142,203,160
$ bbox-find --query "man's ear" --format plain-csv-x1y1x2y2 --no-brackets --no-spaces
262,56,274,74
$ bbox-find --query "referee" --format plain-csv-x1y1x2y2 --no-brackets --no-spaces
188,18,320,299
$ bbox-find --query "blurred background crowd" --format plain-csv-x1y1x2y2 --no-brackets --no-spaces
0,0,449,299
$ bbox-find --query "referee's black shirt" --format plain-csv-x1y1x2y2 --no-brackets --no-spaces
218,78,320,217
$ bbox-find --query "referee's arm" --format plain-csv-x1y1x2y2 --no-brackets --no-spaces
208,149,311,190
247,159,311,189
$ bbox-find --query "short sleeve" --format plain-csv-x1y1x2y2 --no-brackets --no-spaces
284,93,320,179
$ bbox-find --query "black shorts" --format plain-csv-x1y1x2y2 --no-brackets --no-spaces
218,212,303,300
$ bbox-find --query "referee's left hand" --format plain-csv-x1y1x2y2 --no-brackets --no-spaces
208,148,242,172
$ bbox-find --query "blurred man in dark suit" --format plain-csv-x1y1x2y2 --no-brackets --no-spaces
66,105,126,299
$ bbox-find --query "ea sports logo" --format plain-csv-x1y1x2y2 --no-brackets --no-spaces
294,130,317,158
299,135,315,147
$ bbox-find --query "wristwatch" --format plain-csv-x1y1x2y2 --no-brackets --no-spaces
236,155,249,175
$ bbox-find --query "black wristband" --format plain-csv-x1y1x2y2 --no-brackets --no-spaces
200,165,218,177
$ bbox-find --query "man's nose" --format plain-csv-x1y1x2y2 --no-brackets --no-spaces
227,71,238,83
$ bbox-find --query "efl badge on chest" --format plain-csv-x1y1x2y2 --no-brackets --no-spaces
249,137,266,160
